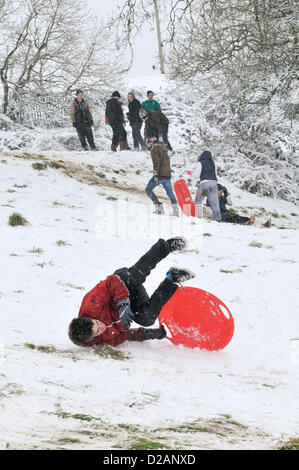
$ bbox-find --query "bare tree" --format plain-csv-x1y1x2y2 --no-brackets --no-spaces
0,0,126,116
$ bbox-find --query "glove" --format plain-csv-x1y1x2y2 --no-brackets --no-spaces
223,187,228,197
143,324,167,340
72,122,77,128
158,135,164,143
116,300,135,327
186,170,192,175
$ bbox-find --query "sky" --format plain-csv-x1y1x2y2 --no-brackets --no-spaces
87,0,161,78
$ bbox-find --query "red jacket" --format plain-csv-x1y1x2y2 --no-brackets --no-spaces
76,274,145,347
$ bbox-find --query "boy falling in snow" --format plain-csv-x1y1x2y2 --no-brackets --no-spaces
68,237,195,347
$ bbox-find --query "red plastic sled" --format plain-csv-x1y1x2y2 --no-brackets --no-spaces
159,286,234,350
174,179,198,217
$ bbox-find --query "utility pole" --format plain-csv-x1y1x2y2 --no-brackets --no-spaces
153,0,165,74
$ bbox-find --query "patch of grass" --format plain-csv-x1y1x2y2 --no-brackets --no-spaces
13,184,27,189
24,343,57,353
28,247,43,254
135,169,141,175
57,438,83,444
53,200,65,206
128,437,170,450
220,268,242,274
6,189,16,193
93,344,131,361
106,196,117,201
55,240,71,246
86,164,94,171
1,159,7,163
249,241,263,248
203,233,212,237
8,212,28,226
278,438,299,450
49,161,64,169
54,411,102,423
32,162,47,170
35,262,47,268
290,213,298,217
95,172,106,178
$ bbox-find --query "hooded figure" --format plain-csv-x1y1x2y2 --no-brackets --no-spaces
189,150,221,221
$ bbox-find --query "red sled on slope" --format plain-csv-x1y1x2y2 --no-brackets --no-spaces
174,179,198,217
159,286,234,351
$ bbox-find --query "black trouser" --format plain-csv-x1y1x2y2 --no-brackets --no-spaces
131,122,146,149
76,123,96,149
222,210,250,225
114,239,178,326
110,122,127,146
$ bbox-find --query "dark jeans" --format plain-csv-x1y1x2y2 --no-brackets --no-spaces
114,239,178,326
131,122,146,149
222,210,250,225
145,177,177,206
110,122,127,146
76,124,96,150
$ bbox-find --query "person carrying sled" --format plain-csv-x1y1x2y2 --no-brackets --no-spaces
145,137,179,216
139,108,173,151
105,91,127,152
70,89,97,151
68,237,195,347
187,150,222,221
127,92,147,151
208,184,271,227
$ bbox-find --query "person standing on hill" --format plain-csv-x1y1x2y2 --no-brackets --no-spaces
187,150,222,221
139,109,173,151
145,137,179,216
141,90,162,112
70,89,97,151
141,90,162,143
127,92,147,151
105,91,127,151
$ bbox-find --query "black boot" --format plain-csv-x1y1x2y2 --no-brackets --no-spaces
166,267,195,284
166,236,187,252
143,324,167,340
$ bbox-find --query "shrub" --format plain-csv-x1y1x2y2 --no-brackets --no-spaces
8,212,28,226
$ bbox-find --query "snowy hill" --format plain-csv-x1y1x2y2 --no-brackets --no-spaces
0,144,298,450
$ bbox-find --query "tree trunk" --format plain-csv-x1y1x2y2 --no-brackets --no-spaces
153,0,165,74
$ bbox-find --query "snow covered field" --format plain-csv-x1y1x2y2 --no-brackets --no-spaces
0,145,298,450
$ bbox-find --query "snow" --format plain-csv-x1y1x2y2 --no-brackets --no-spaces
0,74,298,450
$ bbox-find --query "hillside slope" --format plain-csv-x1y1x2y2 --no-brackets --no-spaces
0,149,298,450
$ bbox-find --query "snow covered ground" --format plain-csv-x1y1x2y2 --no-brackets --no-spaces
0,145,298,450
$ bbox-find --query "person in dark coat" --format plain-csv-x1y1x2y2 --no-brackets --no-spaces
127,92,147,151
207,184,271,227
105,91,127,151
68,237,195,348
139,109,173,151
188,150,221,221
145,137,179,216
70,89,97,151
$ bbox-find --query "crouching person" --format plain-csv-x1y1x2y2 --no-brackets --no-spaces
68,237,195,347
